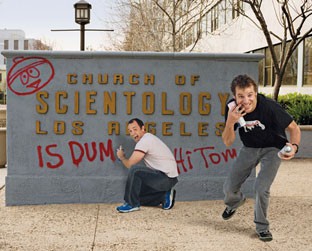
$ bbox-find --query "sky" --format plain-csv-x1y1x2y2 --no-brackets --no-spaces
0,0,121,51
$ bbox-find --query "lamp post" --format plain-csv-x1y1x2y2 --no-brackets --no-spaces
51,0,113,51
74,0,92,51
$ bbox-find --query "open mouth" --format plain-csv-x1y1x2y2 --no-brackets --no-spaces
243,103,253,112
26,79,41,89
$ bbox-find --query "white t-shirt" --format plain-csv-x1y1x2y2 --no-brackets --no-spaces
134,133,179,178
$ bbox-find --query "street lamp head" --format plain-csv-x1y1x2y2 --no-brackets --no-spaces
74,0,92,25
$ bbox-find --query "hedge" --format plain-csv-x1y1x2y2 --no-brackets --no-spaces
276,93,312,125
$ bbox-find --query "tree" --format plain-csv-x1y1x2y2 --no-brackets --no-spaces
153,0,213,52
117,0,214,52
31,39,53,50
238,0,312,100
122,0,167,51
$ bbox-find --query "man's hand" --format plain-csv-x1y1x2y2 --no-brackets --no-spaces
278,143,296,160
116,145,125,161
228,102,246,125
116,145,145,169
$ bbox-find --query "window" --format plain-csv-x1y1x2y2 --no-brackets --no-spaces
4,40,9,50
283,44,297,86
201,13,208,35
255,43,298,87
185,27,193,48
24,40,29,50
304,37,312,86
232,0,241,19
254,49,265,86
211,5,219,32
207,11,211,34
14,40,19,50
219,0,227,25
225,0,232,24
264,47,273,86
194,21,200,41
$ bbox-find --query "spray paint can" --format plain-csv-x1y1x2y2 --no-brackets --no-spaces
227,101,246,127
278,145,292,158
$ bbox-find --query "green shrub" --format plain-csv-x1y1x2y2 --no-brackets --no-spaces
277,93,312,125
262,93,312,125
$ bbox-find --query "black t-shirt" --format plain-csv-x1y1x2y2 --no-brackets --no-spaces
225,94,293,149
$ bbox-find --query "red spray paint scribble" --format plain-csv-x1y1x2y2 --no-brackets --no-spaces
7,56,55,96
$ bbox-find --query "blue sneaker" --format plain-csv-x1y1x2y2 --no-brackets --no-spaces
162,189,176,210
116,203,140,213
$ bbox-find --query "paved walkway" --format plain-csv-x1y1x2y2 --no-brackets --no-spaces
0,159,311,251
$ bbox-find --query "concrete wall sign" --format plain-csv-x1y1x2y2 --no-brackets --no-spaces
2,51,262,206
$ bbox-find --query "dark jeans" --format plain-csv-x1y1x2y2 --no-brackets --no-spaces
124,165,178,207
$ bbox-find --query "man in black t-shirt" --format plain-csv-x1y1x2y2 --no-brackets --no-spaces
221,75,301,242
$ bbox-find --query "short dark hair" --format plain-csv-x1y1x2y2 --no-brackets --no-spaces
128,118,144,128
230,74,258,95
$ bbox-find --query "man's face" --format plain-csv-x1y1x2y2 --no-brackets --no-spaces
234,85,257,114
128,121,145,142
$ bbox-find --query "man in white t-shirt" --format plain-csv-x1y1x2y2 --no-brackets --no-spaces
116,118,179,213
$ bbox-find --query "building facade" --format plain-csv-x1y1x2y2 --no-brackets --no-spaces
184,0,312,95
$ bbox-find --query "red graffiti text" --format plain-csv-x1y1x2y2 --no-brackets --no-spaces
37,139,116,168
174,146,237,173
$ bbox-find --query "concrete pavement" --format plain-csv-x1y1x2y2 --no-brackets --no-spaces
0,159,311,251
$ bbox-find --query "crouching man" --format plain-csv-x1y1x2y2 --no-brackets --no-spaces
116,118,179,213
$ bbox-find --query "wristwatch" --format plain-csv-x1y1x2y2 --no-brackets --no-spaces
292,143,299,154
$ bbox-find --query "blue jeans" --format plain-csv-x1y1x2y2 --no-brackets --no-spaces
223,146,281,233
124,165,178,207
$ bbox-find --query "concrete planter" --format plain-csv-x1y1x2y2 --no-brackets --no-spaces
0,105,6,168
296,125,312,159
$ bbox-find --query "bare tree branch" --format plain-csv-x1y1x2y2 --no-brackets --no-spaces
242,0,312,99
